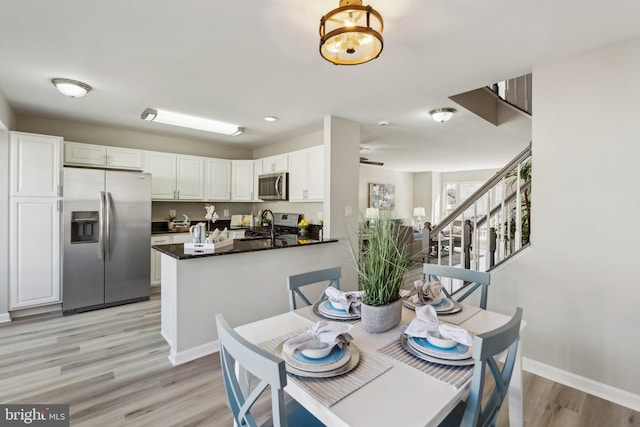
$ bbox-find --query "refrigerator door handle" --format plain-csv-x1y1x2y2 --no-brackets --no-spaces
99,191,106,261
106,191,112,261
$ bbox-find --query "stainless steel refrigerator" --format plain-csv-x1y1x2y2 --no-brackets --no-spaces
63,167,151,314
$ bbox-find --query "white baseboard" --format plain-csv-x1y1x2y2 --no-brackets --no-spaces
523,357,640,412
0,312,10,323
168,340,220,366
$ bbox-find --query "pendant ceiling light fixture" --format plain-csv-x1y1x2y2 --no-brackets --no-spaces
319,0,384,66
51,78,92,98
430,108,457,123
141,108,244,136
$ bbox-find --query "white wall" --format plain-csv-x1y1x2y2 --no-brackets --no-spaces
0,91,9,321
490,36,640,403
0,88,15,130
413,172,433,225
0,130,9,322
359,164,414,223
253,129,323,159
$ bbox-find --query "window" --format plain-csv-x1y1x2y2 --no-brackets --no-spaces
444,181,504,220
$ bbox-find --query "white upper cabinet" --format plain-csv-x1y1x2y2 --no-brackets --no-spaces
176,155,205,200
253,159,263,202
10,132,62,198
145,151,177,199
206,158,231,200
231,160,254,201
144,152,205,200
289,146,324,202
261,154,288,173
306,146,324,201
64,141,143,170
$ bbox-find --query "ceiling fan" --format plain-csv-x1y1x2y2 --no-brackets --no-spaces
359,157,384,166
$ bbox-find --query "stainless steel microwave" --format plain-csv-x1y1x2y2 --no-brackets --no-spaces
258,172,288,200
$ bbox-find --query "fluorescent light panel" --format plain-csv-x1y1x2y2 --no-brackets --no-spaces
141,108,244,136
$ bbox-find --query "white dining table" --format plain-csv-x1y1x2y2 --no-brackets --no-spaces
235,304,524,427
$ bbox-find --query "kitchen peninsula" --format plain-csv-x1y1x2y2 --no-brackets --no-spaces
153,235,356,365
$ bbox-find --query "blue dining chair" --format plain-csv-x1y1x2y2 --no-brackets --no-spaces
423,263,490,309
216,314,325,427
439,307,524,427
286,266,341,311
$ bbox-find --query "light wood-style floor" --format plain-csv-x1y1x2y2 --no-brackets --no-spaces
1,296,638,426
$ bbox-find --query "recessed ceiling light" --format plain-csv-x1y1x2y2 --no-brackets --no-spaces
141,108,244,136
264,116,278,122
51,78,92,98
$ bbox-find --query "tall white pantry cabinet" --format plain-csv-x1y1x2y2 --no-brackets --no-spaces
9,132,63,309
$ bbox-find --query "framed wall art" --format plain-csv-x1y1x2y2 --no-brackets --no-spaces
368,183,395,209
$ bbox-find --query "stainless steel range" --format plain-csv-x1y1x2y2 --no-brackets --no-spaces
245,212,302,237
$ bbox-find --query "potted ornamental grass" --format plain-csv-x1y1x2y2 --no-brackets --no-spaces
354,217,412,333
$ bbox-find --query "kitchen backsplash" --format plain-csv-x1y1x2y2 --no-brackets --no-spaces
152,201,253,222
152,201,324,224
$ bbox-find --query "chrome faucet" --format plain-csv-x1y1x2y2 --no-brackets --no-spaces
262,209,276,245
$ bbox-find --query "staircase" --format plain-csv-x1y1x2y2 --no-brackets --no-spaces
450,73,532,139
422,143,532,279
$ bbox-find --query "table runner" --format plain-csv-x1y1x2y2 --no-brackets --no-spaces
377,338,474,389
258,329,392,407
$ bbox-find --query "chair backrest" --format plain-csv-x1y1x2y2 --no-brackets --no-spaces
422,263,490,309
286,266,341,311
462,307,523,427
216,313,288,427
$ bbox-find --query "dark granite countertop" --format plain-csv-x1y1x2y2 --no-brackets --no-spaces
152,234,337,260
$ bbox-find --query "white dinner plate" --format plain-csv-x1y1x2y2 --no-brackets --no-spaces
402,297,462,315
275,342,360,378
281,340,351,372
314,300,361,320
407,336,473,360
399,335,475,367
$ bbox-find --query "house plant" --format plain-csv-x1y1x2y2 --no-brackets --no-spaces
353,217,412,333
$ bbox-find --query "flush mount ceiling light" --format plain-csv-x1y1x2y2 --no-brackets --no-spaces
264,116,278,122
141,108,244,136
51,78,92,98
429,108,457,123
319,0,384,66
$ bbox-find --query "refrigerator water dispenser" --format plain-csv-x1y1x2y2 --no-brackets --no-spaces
70,211,99,243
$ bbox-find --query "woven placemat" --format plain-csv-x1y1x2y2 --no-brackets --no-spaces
258,329,392,407
377,338,474,389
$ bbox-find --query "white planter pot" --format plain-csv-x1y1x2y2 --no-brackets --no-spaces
360,299,402,333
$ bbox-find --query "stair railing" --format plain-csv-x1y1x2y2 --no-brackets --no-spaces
423,143,532,295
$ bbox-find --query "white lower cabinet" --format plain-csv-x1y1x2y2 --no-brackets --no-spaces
150,235,172,287
172,234,193,244
9,198,61,309
151,233,193,288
